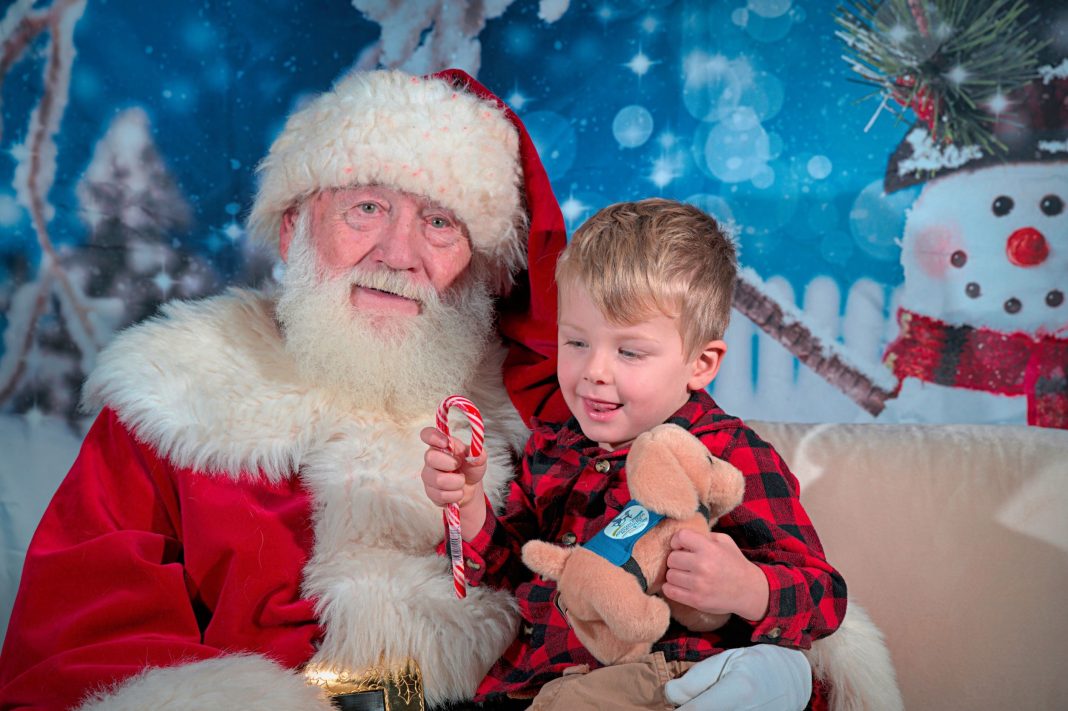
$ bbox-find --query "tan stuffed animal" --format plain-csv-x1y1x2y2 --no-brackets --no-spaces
521,423,746,665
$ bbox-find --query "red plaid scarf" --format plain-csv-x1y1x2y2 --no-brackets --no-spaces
884,308,1068,429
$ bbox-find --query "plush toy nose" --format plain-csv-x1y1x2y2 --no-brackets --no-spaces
1006,227,1049,267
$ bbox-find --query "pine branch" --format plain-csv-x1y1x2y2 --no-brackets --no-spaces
835,0,1047,154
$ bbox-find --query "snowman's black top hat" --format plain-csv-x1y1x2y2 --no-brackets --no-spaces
885,74,1068,192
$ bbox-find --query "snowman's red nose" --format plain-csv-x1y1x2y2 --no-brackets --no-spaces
1006,227,1049,267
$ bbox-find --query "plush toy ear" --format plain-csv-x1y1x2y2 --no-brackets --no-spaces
703,456,745,521
626,424,702,518
521,540,574,581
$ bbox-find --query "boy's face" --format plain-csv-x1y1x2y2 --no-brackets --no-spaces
557,284,723,452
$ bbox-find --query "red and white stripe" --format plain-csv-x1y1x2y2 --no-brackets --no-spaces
435,395,485,599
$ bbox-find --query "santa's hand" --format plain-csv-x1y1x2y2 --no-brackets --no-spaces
419,426,487,508
663,645,811,711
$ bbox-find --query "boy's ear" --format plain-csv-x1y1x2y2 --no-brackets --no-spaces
687,339,727,391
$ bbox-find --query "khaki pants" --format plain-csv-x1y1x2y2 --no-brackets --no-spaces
529,653,695,711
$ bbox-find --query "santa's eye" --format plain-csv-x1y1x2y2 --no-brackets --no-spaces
950,250,967,268
992,196,1014,217
1040,194,1064,217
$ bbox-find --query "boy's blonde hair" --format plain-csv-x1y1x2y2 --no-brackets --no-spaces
556,198,737,358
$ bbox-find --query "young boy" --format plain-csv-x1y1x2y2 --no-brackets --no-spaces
421,199,844,709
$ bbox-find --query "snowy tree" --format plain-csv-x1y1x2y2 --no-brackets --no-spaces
74,107,218,325
0,0,221,425
2,107,222,424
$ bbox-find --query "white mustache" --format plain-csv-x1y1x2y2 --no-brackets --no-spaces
348,268,438,305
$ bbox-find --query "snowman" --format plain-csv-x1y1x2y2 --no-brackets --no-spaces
880,75,1068,428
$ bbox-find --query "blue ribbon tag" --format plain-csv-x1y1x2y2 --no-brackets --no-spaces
582,500,665,566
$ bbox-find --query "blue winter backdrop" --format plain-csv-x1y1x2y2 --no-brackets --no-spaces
1,0,1066,636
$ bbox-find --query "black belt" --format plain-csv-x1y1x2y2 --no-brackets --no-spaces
306,660,424,711
330,689,532,711
331,690,392,711
328,684,423,711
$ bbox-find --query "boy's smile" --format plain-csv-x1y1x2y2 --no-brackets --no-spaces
557,284,724,452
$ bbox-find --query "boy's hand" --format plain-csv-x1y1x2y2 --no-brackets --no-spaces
420,426,487,508
662,528,770,622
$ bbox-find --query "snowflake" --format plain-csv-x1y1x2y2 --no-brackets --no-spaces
224,221,244,241
560,194,591,225
984,90,1011,116
506,89,529,111
648,154,682,189
153,270,175,296
624,49,656,77
944,65,969,86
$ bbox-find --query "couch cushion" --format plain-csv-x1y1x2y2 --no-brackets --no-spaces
750,421,1068,710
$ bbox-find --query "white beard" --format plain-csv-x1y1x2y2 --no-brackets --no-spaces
276,210,495,421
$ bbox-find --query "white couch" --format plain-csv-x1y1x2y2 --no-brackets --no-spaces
3,419,1066,709
751,421,1068,710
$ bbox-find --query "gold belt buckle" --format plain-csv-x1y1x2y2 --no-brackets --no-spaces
304,659,425,711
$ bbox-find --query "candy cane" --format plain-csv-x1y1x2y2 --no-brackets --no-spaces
435,395,484,599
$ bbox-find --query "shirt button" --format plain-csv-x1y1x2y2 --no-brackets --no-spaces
767,627,782,639
523,624,534,636
594,460,611,473
465,559,481,571
561,532,578,546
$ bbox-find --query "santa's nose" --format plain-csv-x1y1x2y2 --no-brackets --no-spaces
1005,227,1049,267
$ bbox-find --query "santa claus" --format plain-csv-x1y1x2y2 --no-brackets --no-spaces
0,69,897,711
0,68,567,710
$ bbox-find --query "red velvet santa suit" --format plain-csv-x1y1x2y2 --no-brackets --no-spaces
0,69,567,711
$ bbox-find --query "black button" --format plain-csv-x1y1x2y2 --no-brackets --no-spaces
561,532,577,546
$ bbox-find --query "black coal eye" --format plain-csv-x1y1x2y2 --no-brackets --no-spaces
1048,290,1064,307
992,195,1014,216
966,282,981,298
950,250,967,267
1040,194,1064,216
1004,297,1022,314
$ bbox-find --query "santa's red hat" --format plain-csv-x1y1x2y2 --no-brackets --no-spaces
247,68,569,426
248,69,528,293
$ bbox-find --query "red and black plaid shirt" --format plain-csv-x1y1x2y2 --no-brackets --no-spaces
462,390,846,701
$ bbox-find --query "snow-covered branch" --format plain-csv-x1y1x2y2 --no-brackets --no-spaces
733,268,898,416
351,0,568,76
0,274,52,405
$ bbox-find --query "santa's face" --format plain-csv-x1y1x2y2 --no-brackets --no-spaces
275,196,494,417
900,162,1068,335
280,185,473,326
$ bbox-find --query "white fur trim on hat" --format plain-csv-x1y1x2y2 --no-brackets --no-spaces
248,70,525,282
